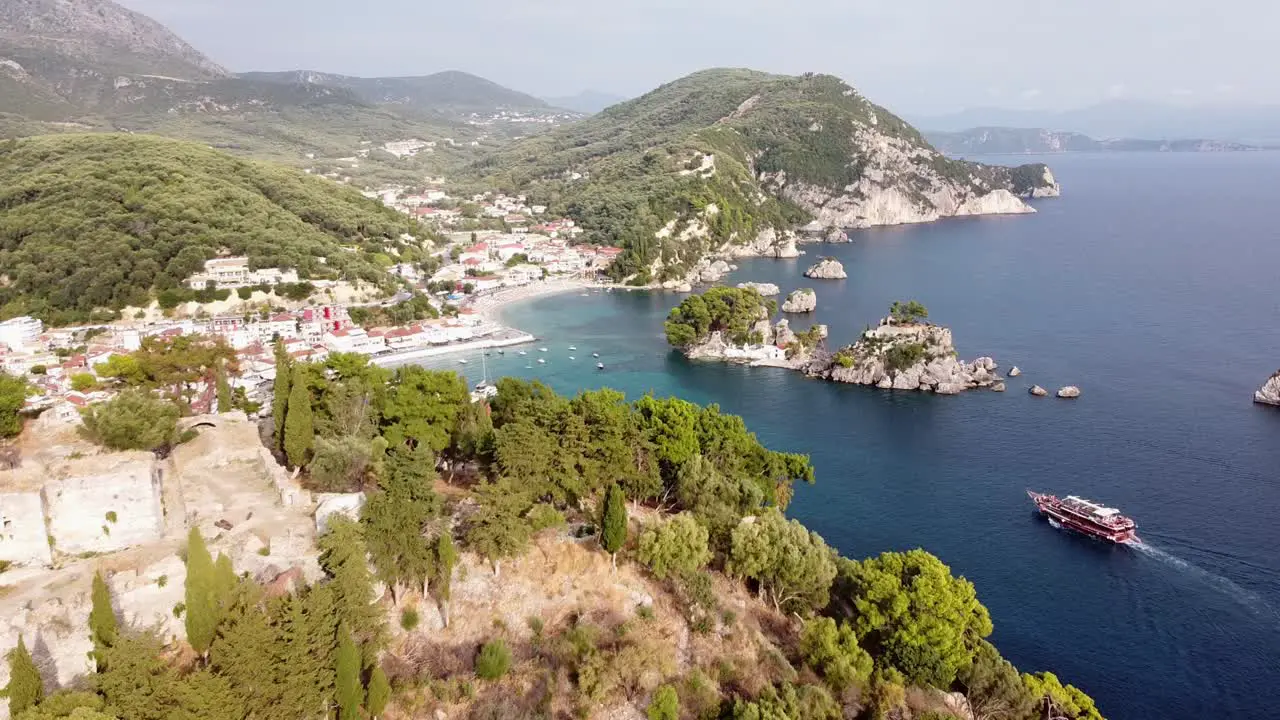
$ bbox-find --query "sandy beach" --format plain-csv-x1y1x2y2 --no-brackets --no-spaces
465,277,603,320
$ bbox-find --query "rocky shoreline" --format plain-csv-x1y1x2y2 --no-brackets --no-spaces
802,319,1003,394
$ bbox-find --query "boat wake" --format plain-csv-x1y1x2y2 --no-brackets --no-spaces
1132,542,1280,623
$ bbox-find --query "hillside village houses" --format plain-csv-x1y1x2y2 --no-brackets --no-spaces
186,256,300,290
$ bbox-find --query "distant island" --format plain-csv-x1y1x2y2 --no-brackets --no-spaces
925,126,1264,155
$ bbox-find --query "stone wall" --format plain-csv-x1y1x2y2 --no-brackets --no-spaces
0,492,52,566
43,454,164,556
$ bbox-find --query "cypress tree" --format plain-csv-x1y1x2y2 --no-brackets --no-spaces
601,483,628,572
284,365,313,469
435,533,458,627
88,570,118,671
366,665,390,719
272,340,292,453
5,635,44,716
215,362,232,413
334,624,363,720
184,527,217,656
213,552,238,614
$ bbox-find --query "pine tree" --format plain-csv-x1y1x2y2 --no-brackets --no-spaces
284,365,313,469
215,361,232,413
89,571,118,671
184,527,217,656
5,635,44,716
318,517,385,665
601,483,628,572
334,624,363,720
435,533,458,627
272,340,292,453
366,665,390,720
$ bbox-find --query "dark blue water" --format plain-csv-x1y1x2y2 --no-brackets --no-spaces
422,153,1280,720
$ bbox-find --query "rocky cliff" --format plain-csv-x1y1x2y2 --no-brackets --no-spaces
806,319,1003,394
1255,370,1280,406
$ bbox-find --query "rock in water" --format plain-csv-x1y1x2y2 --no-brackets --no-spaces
992,382,1007,392
1057,386,1081,399
1008,366,1022,377
727,228,801,259
1255,370,1280,406
773,319,796,347
781,288,817,313
736,282,781,297
1029,385,1048,397
804,258,847,279
824,226,850,243
807,317,997,394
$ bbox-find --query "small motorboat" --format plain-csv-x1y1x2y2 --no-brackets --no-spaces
518,350,527,356
537,358,546,364
457,359,468,365
539,347,548,352
592,352,600,358
597,363,605,370
569,346,577,351
498,349,505,355
569,356,575,361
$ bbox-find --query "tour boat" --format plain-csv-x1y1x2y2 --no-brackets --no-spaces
1027,491,1139,544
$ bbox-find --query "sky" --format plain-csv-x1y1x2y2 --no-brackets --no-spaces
116,0,1278,116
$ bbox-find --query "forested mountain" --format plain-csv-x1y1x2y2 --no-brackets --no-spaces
468,68,1058,283
925,126,1261,155
241,69,559,114
0,134,429,325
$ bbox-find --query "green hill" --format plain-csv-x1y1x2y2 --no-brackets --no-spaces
470,68,1057,283
0,133,430,325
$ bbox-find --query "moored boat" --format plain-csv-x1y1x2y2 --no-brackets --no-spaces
1027,490,1139,544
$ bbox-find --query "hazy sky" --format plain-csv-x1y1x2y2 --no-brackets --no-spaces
117,0,1277,114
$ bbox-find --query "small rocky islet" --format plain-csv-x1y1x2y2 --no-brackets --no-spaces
1255,370,1280,406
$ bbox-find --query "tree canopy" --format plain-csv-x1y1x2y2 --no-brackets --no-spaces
665,286,775,348
0,134,425,325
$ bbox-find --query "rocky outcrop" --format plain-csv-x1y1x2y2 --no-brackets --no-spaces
773,319,796,348
1029,385,1048,397
1057,386,1081,399
805,319,1000,394
782,288,817,313
1255,371,1280,406
736,282,780,297
697,259,734,283
804,258,846,279
725,227,801,259
685,331,786,365
1008,366,1022,377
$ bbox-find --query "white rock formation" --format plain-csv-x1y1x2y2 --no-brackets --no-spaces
1057,386,1081,399
725,228,801,259
808,319,1000,393
1029,385,1048,397
761,117,1060,229
804,258,846,279
685,331,786,365
773,319,796,348
736,282,781,297
782,288,817,313
1255,370,1280,406
1008,366,1022,377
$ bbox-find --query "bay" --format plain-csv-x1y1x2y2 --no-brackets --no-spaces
419,152,1280,720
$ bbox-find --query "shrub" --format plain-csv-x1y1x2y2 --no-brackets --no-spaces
401,607,421,631
637,513,712,580
157,574,168,588
79,390,181,452
475,638,512,680
883,342,927,373
647,684,679,720
105,511,118,523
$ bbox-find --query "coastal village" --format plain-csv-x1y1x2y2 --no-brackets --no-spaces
1,184,626,425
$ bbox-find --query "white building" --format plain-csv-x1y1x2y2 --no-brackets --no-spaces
322,328,388,355
186,257,300,290
0,316,43,351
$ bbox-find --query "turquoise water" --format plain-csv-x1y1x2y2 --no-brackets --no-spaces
416,153,1280,720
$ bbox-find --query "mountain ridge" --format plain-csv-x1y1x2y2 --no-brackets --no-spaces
925,126,1263,155
239,69,557,113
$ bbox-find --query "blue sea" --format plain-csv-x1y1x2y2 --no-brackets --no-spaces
422,153,1280,720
